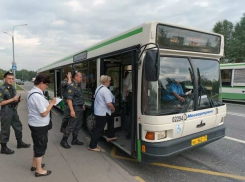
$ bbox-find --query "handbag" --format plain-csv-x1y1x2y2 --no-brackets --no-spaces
48,110,53,130
28,92,53,130
90,86,103,113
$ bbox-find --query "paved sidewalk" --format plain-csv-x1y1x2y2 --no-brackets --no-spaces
0,91,137,182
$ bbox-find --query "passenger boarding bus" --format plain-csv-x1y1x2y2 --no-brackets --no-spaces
37,22,226,162
220,63,245,102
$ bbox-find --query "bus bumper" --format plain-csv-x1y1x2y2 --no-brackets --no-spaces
141,125,226,163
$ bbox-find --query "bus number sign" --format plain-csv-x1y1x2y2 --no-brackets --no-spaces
172,115,183,122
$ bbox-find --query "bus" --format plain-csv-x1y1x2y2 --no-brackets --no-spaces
220,63,245,101
37,22,226,162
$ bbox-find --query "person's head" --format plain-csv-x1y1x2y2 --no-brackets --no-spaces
72,71,82,83
34,73,51,91
4,71,14,85
174,77,185,85
100,75,111,87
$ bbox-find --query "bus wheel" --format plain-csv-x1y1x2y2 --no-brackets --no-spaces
86,114,96,134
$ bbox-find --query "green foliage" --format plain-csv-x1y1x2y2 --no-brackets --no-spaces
15,69,37,81
0,68,37,81
0,72,3,80
213,13,245,63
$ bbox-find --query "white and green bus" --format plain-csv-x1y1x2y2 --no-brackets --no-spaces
220,63,245,102
38,22,226,162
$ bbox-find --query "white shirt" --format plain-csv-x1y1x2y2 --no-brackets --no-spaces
94,85,114,116
124,72,132,92
27,86,50,127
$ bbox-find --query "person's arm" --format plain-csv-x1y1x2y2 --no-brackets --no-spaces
66,85,75,117
67,99,75,117
40,98,56,117
67,72,72,85
0,95,19,106
107,102,115,113
104,90,115,113
169,84,185,102
170,92,185,102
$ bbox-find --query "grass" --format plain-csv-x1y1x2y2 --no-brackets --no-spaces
0,82,23,90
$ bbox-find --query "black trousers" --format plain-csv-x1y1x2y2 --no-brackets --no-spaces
29,125,48,158
89,113,115,149
0,107,22,143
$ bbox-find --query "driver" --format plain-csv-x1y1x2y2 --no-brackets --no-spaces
162,78,185,103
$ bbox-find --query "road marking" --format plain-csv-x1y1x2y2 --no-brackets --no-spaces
227,112,245,118
111,146,245,181
151,163,245,181
134,176,146,182
111,146,137,162
224,136,245,144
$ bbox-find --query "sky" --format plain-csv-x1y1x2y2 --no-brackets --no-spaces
0,0,244,71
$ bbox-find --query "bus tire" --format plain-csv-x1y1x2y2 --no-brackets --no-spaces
86,114,96,134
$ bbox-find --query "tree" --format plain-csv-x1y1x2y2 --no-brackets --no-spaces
230,13,245,62
0,72,3,80
213,20,233,61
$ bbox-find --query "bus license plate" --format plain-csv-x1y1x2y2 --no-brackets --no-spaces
191,135,207,146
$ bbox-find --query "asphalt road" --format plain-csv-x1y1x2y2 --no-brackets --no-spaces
20,82,245,182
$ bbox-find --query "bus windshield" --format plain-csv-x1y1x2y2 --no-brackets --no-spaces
142,57,222,115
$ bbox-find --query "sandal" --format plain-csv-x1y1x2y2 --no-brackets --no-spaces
106,137,117,142
88,147,101,152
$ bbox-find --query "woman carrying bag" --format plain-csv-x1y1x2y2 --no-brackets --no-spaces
88,75,116,152
27,73,56,177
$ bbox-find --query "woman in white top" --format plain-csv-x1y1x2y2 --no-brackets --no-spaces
88,75,116,151
27,73,56,177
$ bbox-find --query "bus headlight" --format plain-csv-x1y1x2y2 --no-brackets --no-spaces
156,131,167,140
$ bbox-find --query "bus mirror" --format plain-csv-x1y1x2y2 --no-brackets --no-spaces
144,50,160,81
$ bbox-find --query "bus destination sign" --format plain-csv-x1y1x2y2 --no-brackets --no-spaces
74,51,87,62
156,24,221,54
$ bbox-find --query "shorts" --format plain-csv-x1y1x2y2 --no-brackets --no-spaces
29,125,48,158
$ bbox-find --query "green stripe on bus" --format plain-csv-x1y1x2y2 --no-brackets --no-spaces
39,55,73,71
222,93,245,100
220,63,245,67
87,27,143,52
137,139,141,162
39,27,143,71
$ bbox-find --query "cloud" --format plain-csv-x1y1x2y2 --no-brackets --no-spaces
52,20,66,26
93,0,105,6
194,2,209,7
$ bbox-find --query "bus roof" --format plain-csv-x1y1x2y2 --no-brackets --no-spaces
38,22,223,72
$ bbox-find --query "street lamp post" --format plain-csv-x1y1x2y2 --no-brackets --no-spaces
3,24,27,88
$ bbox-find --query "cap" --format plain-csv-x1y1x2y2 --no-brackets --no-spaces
4,71,14,78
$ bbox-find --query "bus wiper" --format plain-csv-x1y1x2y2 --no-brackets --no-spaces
178,67,195,113
179,89,196,113
197,68,214,107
